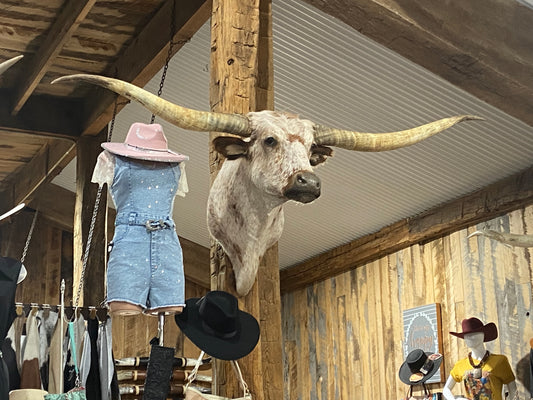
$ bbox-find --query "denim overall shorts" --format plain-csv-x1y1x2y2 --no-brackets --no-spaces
106,156,185,311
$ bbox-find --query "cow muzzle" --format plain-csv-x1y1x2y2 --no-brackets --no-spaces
284,171,321,203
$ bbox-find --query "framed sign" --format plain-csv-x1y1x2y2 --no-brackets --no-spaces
402,303,444,383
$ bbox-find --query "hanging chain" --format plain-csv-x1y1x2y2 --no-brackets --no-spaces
20,210,38,264
73,186,104,308
73,96,118,308
150,0,176,123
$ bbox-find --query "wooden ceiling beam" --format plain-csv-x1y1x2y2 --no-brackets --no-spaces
304,0,533,126
0,90,83,139
79,0,212,135
0,139,75,217
280,164,533,293
11,0,97,115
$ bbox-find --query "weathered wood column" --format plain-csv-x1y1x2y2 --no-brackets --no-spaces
73,128,108,307
209,0,283,399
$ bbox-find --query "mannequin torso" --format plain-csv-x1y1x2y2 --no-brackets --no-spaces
443,332,518,400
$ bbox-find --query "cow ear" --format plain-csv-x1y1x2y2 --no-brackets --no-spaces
310,144,333,166
213,136,250,160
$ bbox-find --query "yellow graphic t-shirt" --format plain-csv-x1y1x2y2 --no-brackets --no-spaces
450,354,515,400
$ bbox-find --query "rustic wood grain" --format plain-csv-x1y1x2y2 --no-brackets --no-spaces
281,164,533,293
281,204,533,399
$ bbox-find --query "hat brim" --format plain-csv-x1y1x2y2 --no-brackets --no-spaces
102,142,189,162
175,297,260,360
398,352,443,385
449,322,498,342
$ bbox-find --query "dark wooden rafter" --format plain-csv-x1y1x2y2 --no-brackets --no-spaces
10,0,97,115
0,138,75,216
304,0,533,126
80,0,212,135
280,164,533,293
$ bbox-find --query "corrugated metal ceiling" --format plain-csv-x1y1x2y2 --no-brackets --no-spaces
53,0,533,269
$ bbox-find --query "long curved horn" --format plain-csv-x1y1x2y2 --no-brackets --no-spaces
51,74,253,136
0,55,23,75
313,115,483,151
468,229,533,248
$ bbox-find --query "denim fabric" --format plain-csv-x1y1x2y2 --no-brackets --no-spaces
107,156,185,310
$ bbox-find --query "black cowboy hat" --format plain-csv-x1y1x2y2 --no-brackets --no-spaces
399,349,443,385
174,291,260,360
449,317,498,342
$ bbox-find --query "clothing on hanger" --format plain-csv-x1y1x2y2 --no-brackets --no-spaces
19,309,41,389
0,256,23,399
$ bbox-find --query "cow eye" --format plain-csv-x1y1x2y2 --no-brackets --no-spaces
264,136,277,147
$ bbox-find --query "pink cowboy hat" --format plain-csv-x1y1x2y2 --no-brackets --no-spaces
449,317,498,342
102,122,189,162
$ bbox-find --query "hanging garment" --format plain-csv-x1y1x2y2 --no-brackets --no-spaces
8,313,25,374
79,324,92,388
48,316,66,394
72,315,86,375
0,257,23,399
97,317,113,400
20,310,42,389
2,325,20,391
92,152,187,311
85,317,102,400
37,309,59,391
64,326,77,393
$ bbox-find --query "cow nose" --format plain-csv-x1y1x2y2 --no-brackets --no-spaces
285,171,321,203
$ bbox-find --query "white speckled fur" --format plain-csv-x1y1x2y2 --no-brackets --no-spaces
207,110,318,296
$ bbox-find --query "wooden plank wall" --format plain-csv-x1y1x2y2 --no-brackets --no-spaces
281,205,533,400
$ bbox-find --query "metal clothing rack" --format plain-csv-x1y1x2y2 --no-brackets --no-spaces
14,302,108,321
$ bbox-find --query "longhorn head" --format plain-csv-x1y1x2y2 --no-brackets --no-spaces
53,74,482,296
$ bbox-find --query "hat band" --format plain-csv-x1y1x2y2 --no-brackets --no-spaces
201,320,238,339
125,143,168,153
419,358,433,375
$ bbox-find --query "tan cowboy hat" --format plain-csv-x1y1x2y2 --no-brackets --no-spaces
9,389,48,400
102,122,189,162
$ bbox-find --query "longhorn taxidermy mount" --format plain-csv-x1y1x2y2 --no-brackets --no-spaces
52,74,482,296
468,229,533,248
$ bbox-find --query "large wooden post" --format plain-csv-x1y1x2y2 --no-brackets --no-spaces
209,1,283,399
73,128,108,307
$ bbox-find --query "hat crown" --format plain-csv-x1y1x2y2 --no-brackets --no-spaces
197,291,238,338
462,317,483,332
406,349,429,372
124,122,168,151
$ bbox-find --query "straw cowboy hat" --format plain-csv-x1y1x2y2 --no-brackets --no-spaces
398,349,443,385
449,317,498,342
174,291,260,360
9,389,48,400
102,122,189,162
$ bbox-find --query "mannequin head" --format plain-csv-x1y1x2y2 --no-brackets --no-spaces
463,332,485,349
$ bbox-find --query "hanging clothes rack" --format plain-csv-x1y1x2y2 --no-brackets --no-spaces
14,302,108,321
